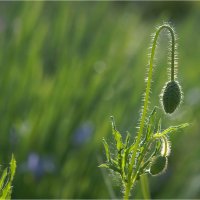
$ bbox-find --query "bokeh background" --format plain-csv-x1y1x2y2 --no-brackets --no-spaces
0,1,199,199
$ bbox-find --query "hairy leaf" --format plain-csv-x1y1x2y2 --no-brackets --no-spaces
153,123,189,138
0,154,16,199
146,107,157,137
110,116,123,151
102,138,111,162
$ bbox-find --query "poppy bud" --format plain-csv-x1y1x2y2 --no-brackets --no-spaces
161,80,182,114
150,156,168,176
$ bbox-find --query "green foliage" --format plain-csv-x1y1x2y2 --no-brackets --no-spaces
0,2,198,199
153,123,189,138
100,23,189,199
100,108,188,197
0,155,16,200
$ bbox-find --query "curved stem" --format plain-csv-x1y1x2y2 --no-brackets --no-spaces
169,26,175,81
125,25,176,199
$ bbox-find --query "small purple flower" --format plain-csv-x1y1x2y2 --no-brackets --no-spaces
73,121,94,145
20,152,55,181
27,153,43,178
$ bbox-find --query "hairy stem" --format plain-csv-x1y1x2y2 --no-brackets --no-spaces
140,174,151,199
125,24,176,199
124,183,131,200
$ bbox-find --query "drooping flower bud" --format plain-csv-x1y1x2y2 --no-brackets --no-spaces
161,80,182,114
150,156,168,176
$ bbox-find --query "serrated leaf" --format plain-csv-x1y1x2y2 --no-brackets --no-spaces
146,107,157,137
125,131,130,148
9,155,16,182
99,158,121,174
118,132,130,180
99,162,121,174
98,163,109,169
114,131,123,151
0,154,16,199
0,168,8,190
153,123,189,138
124,146,132,173
110,116,123,151
102,138,111,162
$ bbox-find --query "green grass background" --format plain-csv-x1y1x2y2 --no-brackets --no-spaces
0,2,199,198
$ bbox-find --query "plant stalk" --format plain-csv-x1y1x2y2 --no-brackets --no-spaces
125,24,176,199
140,174,151,199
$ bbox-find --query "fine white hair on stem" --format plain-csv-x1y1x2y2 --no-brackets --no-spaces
149,22,178,107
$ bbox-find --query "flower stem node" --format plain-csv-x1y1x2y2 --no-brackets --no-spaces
161,80,182,114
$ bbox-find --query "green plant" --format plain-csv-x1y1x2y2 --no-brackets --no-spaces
0,155,16,199
99,23,188,199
